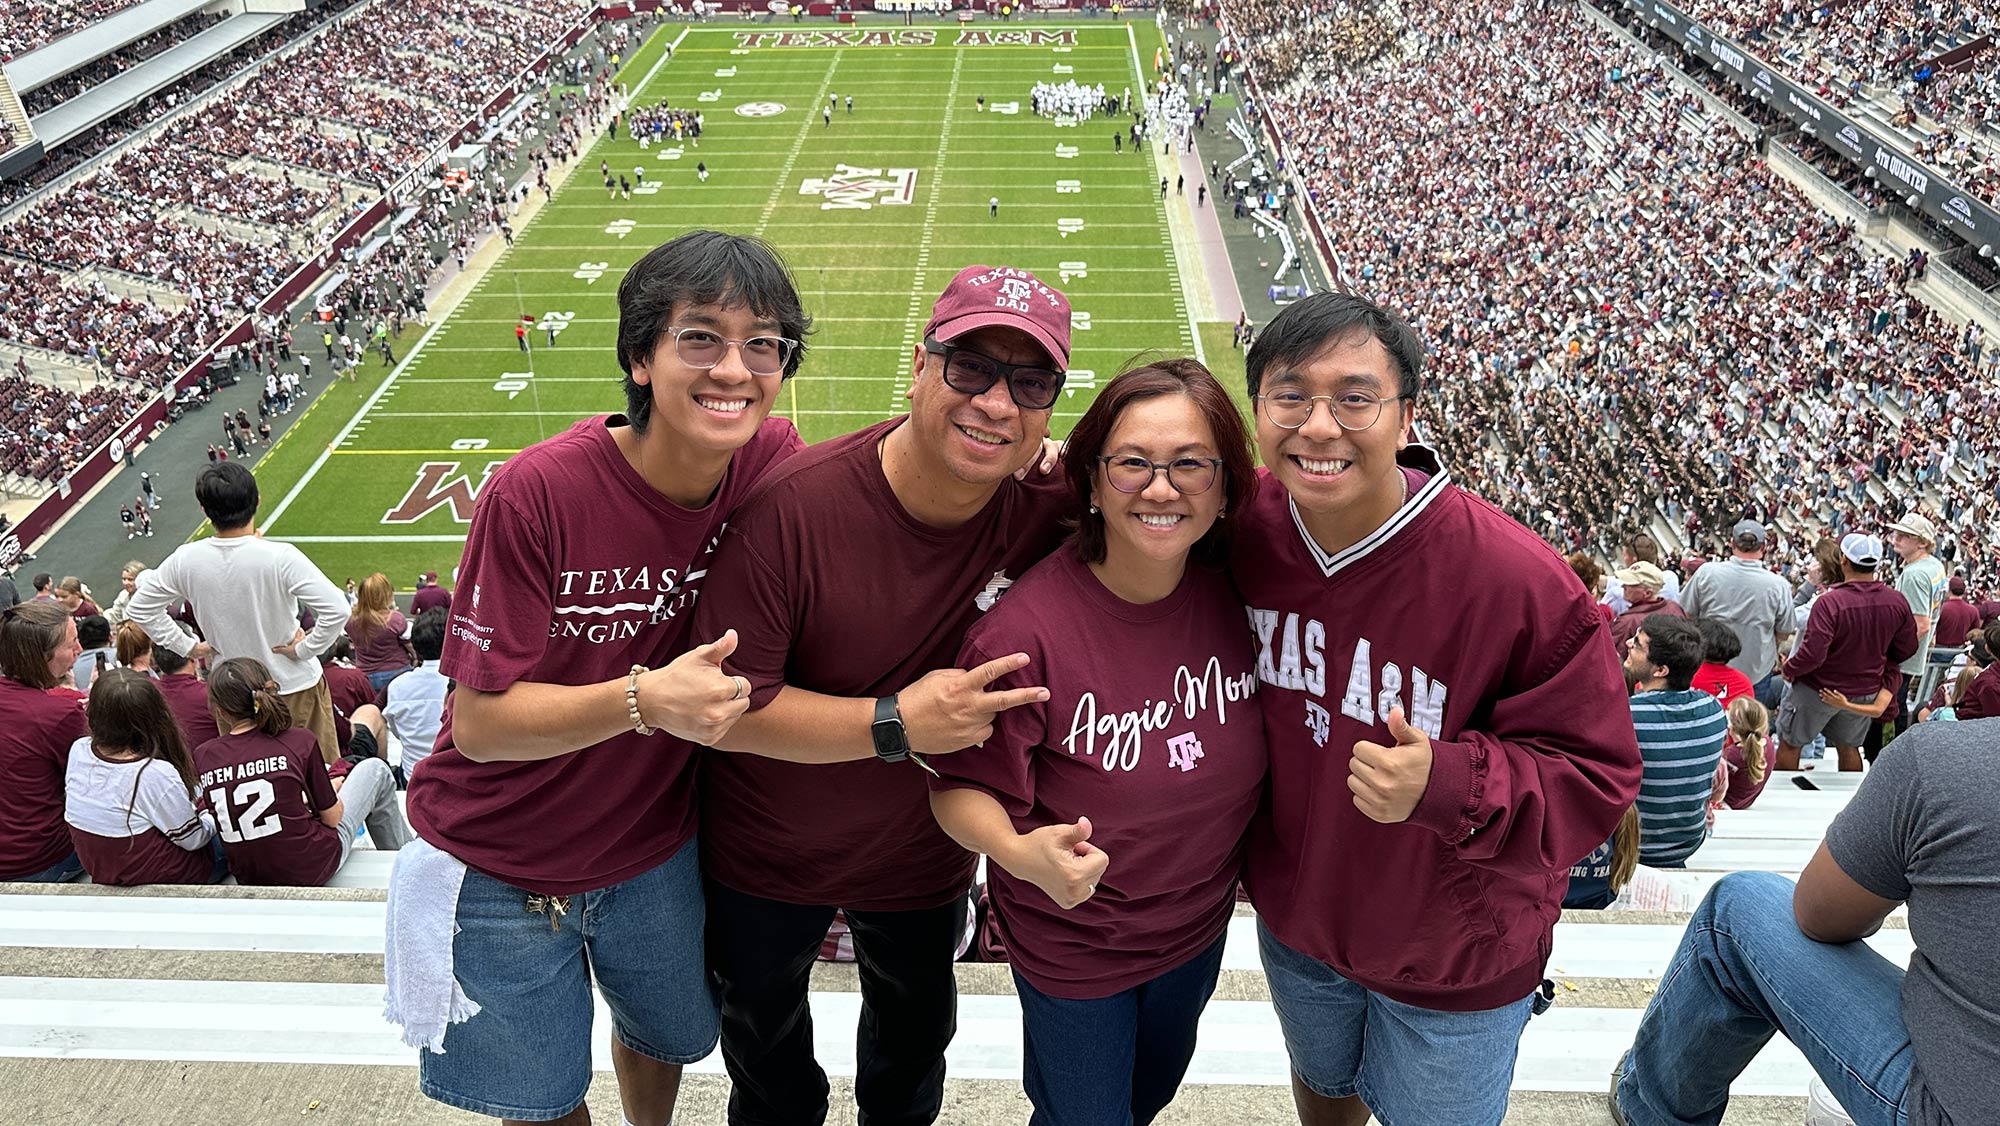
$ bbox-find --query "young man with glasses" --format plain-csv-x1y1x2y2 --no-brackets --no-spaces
1228,293,1641,1126
692,264,1074,1126
390,230,815,1126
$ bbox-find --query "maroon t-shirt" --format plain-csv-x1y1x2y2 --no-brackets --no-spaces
930,545,1266,998
194,727,342,887
1720,732,1773,810
1783,581,1919,696
323,661,378,750
0,676,89,877
412,585,453,616
1231,452,1642,1011
1935,598,1979,649
155,672,221,753
695,416,1069,911
408,414,803,895
346,611,410,674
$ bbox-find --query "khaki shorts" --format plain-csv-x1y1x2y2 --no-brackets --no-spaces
278,676,340,764
1777,685,1875,749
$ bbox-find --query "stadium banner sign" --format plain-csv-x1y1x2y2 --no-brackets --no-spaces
1632,0,2000,249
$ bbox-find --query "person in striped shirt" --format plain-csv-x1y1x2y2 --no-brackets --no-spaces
1623,614,1728,868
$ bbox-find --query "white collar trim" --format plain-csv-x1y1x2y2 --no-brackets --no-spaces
1289,467,1451,578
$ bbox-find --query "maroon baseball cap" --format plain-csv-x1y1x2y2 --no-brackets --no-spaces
922,265,1071,370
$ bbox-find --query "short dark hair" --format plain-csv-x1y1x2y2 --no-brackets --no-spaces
615,230,813,432
31,573,51,593
1244,291,1425,402
409,608,448,662
1695,617,1741,666
1640,614,1705,692
196,461,259,530
75,613,111,650
1062,358,1258,568
1626,533,1661,565
151,641,193,676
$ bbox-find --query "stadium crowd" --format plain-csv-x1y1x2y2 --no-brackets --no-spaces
0,0,143,60
1226,0,2000,599
18,12,230,116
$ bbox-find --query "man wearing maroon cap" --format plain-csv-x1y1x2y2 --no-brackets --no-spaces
1229,293,1641,1125
694,265,1073,1126
410,571,451,616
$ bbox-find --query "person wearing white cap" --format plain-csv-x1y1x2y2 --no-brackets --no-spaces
1774,534,1918,772
1887,511,1946,725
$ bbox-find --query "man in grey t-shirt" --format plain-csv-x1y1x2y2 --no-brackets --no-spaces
1612,719,2000,1126
1680,519,1793,708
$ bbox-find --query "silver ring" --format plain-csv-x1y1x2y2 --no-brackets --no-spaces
731,676,748,701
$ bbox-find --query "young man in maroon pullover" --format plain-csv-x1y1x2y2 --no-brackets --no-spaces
1230,293,1642,1126
1773,534,1918,772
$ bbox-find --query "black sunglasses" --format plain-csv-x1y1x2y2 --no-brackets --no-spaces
923,338,1065,410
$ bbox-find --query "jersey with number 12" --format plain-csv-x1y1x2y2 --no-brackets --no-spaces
194,727,342,886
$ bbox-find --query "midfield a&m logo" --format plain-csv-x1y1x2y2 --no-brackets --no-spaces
383,461,501,524
799,164,918,210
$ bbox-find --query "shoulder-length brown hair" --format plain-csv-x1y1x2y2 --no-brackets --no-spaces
0,600,73,689
1062,357,1257,568
206,656,292,737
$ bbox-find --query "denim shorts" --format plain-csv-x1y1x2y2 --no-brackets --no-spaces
1255,920,1543,1126
418,837,719,1121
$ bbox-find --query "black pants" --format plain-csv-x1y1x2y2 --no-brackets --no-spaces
705,879,964,1126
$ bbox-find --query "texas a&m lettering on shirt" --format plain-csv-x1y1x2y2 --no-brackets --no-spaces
1231,448,1640,1012
408,415,803,896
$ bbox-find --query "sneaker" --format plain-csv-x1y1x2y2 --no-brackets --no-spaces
1608,1060,1629,1126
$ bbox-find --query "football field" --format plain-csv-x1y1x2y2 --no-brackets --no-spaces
257,20,1218,582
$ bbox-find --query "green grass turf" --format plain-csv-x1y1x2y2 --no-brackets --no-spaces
254,20,1216,584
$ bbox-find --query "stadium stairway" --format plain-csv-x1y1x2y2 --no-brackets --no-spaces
0,772,1877,1124
0,70,32,152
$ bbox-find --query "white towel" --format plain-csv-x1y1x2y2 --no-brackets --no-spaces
382,836,481,1053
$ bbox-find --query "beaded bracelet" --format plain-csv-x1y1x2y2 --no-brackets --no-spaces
627,664,653,736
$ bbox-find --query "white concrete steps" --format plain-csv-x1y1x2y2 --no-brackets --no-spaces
0,974,1836,1099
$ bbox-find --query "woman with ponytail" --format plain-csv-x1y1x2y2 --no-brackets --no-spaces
63,669,223,886
1719,696,1773,810
194,656,411,886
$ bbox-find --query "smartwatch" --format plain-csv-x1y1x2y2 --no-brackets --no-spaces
871,695,910,763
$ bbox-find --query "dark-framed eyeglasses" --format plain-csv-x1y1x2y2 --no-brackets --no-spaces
924,337,1065,410
1096,454,1225,495
664,325,798,376
1255,390,1408,431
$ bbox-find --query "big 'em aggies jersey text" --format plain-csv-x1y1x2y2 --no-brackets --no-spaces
1231,446,1642,1011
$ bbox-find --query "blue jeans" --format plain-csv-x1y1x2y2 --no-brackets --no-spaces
1256,920,1543,1125
13,851,84,882
1615,871,1912,1126
1013,933,1227,1126
1752,672,1784,712
418,837,718,1121
365,666,407,696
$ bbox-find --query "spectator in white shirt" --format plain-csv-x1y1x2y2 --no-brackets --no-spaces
381,608,449,785
126,462,349,765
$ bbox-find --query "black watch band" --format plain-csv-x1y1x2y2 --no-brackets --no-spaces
871,694,910,762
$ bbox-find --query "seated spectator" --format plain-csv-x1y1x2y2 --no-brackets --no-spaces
345,572,414,695
1719,696,1774,811
1611,723,2000,1126
1611,562,1686,650
411,570,451,615
54,576,100,619
320,635,378,759
1568,551,1614,627
193,657,411,886
382,609,448,785
148,641,218,750
63,669,223,886
114,620,152,673
1691,618,1755,706
0,601,88,882
1953,654,2000,720
69,614,115,692
1564,806,1641,910
1623,614,1727,868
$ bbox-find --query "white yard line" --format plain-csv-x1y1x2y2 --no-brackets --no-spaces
753,51,845,236
1126,22,1206,365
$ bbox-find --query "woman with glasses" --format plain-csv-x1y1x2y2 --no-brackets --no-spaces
388,230,811,1126
0,599,88,882
928,359,1266,1126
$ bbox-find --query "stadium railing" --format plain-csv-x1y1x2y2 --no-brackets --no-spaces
2,3,602,565
1215,15,1348,291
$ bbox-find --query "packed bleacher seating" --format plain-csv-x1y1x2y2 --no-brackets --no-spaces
1228,0,2000,595
1230,0,1398,85
19,12,230,115
0,0,595,484
0,0,145,61
0,375,144,481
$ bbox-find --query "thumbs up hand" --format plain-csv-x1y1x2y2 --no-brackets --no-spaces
1012,815,1110,910
639,629,753,746
1348,707,1433,824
